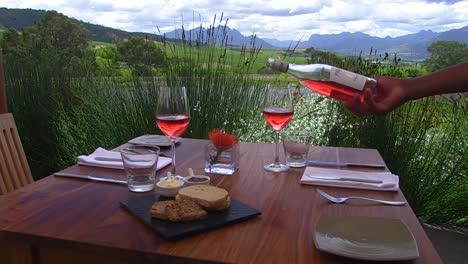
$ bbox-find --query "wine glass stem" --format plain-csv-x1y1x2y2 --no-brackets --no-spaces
171,140,176,175
274,130,280,164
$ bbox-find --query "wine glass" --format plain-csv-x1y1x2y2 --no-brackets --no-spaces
262,84,294,172
156,85,190,177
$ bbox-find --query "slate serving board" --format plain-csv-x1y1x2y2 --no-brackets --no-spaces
120,195,261,240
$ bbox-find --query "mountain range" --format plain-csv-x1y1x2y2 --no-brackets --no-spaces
1,7,468,59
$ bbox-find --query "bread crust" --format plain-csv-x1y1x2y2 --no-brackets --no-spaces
210,196,231,210
176,185,230,210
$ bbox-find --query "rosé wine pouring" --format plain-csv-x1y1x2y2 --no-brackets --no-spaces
262,107,294,131
156,114,190,140
262,85,294,172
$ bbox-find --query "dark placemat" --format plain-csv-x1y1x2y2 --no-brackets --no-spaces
120,195,261,240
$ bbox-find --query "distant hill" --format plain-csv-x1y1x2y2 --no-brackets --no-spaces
0,7,166,43
266,28,468,59
164,26,275,48
0,8,43,29
1,7,468,59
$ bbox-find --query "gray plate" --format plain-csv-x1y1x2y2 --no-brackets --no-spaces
314,215,419,261
128,135,181,147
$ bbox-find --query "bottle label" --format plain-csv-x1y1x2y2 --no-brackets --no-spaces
330,67,366,91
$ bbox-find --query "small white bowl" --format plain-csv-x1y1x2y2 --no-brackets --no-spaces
183,175,211,186
156,178,185,197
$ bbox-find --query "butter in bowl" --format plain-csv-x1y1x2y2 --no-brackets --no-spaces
156,173,185,197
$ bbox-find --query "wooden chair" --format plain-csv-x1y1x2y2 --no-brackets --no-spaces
0,113,33,195
0,49,6,114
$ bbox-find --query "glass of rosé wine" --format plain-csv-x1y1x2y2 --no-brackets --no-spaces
156,85,190,177
262,84,294,172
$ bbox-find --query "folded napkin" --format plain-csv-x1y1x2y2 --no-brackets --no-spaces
78,147,172,170
300,166,399,191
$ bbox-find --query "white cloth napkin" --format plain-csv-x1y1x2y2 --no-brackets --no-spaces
77,147,172,170
300,166,399,191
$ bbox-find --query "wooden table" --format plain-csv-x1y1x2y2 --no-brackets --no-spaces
0,138,442,263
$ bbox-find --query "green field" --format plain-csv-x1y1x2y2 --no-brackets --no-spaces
92,39,310,76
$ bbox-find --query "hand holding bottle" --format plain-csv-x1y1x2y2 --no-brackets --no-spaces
344,61,468,115
269,58,468,116
344,76,408,116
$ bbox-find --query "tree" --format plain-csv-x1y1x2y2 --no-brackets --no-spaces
306,48,344,67
0,11,95,75
116,37,166,76
1,29,23,49
0,28,29,59
424,41,468,72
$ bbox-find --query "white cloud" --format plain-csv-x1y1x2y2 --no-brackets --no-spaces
2,0,468,40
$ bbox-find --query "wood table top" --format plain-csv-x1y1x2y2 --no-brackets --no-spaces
0,138,441,263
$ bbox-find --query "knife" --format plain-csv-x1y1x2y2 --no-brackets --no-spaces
54,172,128,185
94,154,166,162
94,157,152,162
306,160,386,169
305,174,383,184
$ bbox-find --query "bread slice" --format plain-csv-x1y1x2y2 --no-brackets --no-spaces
150,200,177,220
176,185,230,210
165,200,207,222
209,196,231,211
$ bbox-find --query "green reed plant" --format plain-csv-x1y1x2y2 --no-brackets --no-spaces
5,13,270,179
52,78,161,169
159,14,269,138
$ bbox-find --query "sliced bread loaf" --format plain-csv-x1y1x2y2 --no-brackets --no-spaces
165,200,207,222
176,185,230,210
150,200,176,220
150,199,207,222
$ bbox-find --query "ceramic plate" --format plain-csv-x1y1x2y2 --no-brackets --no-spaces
128,135,181,147
314,215,419,261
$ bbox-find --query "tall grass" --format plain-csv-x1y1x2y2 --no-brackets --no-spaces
5,15,269,177
160,15,269,138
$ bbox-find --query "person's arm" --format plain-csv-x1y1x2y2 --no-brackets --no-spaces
404,60,468,100
346,60,468,115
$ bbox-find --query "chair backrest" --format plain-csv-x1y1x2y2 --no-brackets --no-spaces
0,49,7,114
0,113,33,194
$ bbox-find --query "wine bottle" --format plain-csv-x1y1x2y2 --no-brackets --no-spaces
268,58,377,105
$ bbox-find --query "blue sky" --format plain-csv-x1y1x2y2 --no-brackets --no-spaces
2,0,468,40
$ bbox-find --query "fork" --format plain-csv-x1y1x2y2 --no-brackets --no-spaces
317,189,406,206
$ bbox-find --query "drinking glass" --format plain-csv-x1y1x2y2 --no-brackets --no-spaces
262,84,294,172
121,145,160,192
281,131,312,167
156,85,190,177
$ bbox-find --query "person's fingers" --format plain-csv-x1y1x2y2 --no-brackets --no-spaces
347,94,367,116
356,92,373,116
364,88,390,115
340,97,361,116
